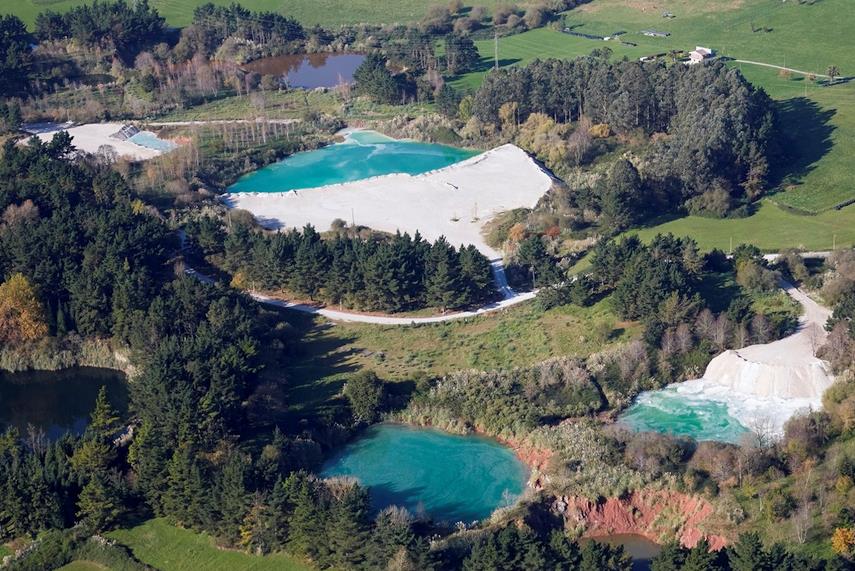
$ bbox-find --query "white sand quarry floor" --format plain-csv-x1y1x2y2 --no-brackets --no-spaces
24,122,168,160
223,144,555,259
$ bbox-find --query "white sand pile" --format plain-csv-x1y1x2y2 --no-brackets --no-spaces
223,144,555,259
685,280,834,436
26,123,167,160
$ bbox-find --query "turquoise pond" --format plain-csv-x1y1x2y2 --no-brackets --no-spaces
321,424,527,523
619,386,750,444
227,130,477,193
129,131,177,151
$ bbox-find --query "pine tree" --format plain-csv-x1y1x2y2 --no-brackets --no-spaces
651,541,688,571
425,238,462,311
327,483,370,569
580,540,631,571
217,452,249,544
287,476,326,560
163,444,210,528
127,420,169,514
369,506,416,568
87,386,121,441
76,473,122,532
728,532,768,571
547,529,581,569
682,539,725,571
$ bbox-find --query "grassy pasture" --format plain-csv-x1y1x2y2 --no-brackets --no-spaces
7,0,504,28
455,0,851,89
271,297,638,425
108,518,310,571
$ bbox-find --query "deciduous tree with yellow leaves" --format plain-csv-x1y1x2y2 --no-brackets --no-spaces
0,272,48,344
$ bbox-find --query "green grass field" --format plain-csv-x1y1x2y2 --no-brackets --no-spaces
274,296,638,424
455,0,851,88
108,518,310,571
7,0,504,27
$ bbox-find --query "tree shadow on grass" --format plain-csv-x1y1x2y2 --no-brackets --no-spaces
767,96,836,193
471,55,523,74
248,310,361,432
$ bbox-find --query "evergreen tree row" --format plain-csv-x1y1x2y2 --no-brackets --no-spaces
188,219,497,312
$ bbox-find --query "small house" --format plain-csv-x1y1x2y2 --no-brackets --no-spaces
689,46,714,64
642,29,670,38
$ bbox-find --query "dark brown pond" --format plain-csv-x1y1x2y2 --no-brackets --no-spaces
0,367,127,439
244,53,365,88
588,534,662,570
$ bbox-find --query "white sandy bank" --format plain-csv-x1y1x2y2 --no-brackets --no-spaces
26,122,167,160
682,280,834,436
222,144,555,259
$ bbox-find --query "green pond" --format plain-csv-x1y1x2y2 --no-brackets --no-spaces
0,367,127,439
227,130,477,193
321,424,527,523
619,383,750,444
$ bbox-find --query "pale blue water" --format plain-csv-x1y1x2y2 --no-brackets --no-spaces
619,386,750,443
129,131,177,151
227,130,477,193
321,424,527,523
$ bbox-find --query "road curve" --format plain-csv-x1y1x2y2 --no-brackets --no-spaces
186,261,537,325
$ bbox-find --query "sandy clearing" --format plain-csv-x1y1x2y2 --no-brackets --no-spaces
27,123,167,160
222,144,555,259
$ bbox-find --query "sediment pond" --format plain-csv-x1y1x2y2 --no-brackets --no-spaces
243,53,365,88
320,423,527,523
619,382,750,443
588,534,662,571
0,367,127,439
227,130,476,193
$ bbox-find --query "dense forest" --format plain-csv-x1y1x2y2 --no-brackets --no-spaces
186,216,497,312
462,57,776,222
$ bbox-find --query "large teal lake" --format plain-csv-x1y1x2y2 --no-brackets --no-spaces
321,424,527,523
227,130,477,193
619,385,750,443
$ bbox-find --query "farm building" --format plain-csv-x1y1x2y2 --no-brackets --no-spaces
689,46,714,64
641,29,670,38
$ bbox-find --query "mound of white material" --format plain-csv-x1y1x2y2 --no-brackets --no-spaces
223,144,555,258
27,123,166,160
689,280,835,435
703,281,833,400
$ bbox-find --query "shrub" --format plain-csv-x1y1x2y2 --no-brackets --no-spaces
344,371,387,423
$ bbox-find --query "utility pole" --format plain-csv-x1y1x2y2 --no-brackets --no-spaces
494,31,499,71
351,207,355,227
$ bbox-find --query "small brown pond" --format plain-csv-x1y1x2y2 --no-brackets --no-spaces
588,534,662,570
243,53,365,88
